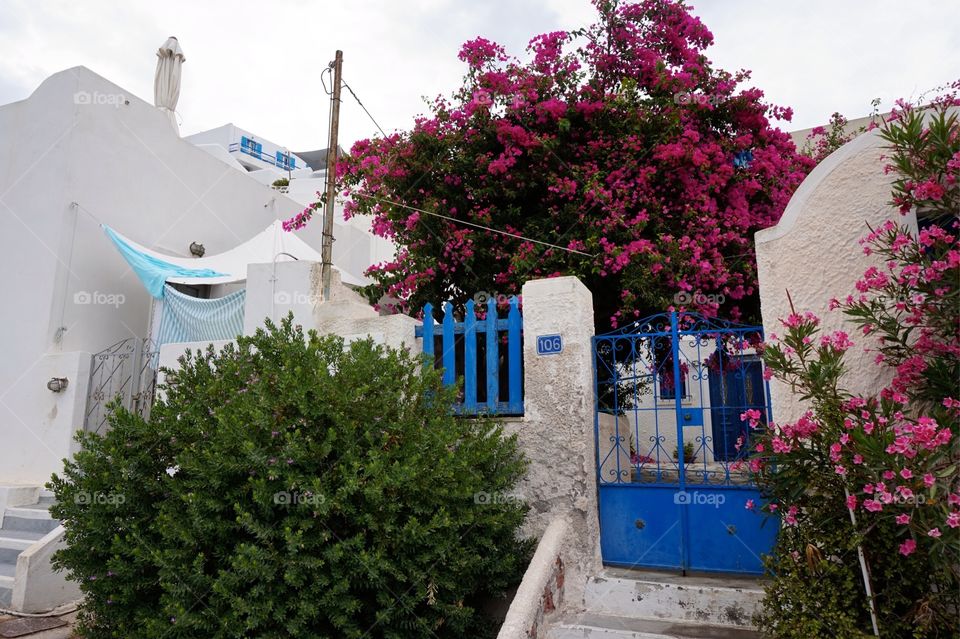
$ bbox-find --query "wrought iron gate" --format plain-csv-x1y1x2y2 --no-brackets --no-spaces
84,338,160,433
593,311,778,574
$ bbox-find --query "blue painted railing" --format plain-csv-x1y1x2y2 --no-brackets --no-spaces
415,297,523,415
227,141,302,170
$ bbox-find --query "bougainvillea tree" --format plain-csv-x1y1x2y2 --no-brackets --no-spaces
289,0,812,329
748,91,959,637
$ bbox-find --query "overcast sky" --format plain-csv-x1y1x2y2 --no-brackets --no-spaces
0,0,957,152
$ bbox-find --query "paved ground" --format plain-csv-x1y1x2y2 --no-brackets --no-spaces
0,609,77,638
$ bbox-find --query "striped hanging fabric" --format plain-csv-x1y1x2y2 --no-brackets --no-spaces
156,284,246,347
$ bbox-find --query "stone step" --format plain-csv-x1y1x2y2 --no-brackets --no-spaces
1,507,59,535
0,574,11,607
0,530,46,564
548,612,763,639
16,502,55,512
584,569,765,628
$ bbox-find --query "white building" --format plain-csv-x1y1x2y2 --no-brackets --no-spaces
185,123,310,174
184,127,395,286
0,65,394,486
0,63,404,611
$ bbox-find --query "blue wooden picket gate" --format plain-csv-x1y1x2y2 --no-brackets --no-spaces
415,297,523,415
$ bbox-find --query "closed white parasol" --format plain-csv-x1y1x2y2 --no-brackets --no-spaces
153,36,185,133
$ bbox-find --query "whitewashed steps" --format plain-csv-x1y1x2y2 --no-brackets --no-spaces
546,569,767,639
548,613,762,639
0,490,58,608
584,569,764,628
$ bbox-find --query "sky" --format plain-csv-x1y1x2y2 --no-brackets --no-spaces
0,0,957,153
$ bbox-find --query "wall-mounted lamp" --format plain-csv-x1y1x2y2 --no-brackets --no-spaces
47,377,69,393
189,242,205,257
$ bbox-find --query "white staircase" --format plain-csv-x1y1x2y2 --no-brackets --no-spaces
0,491,61,608
546,569,765,639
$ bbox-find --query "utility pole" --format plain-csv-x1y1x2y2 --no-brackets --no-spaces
321,50,343,302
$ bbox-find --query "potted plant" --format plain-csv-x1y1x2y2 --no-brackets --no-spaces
672,442,696,463
629,444,655,482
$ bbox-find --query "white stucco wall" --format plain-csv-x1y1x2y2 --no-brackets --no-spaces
244,261,419,354
0,66,335,483
755,128,900,424
0,352,91,486
513,276,602,608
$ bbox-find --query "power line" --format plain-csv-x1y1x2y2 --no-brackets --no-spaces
342,78,389,140
338,80,594,258
349,193,596,258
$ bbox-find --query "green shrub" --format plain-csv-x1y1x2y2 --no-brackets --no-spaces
50,317,533,638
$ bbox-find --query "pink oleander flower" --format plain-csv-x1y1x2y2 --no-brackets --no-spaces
784,505,799,526
927,528,942,538
899,539,917,556
895,513,911,525
863,499,883,513
745,499,755,510
947,512,960,528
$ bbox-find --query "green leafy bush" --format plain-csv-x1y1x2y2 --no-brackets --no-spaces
50,317,532,638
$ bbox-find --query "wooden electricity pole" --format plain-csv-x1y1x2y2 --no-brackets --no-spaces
321,50,343,301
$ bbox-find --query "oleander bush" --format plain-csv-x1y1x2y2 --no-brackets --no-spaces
749,92,959,638
50,316,532,638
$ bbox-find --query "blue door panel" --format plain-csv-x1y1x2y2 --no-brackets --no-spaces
599,486,682,570
685,487,777,574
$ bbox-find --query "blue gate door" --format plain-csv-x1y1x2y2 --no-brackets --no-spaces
593,311,778,574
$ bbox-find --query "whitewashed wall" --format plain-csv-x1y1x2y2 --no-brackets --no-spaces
755,129,902,424
0,66,329,484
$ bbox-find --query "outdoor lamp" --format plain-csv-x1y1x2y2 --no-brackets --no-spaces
47,377,69,393
189,241,205,257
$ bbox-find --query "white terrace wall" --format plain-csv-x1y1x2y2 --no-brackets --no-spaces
755,128,903,424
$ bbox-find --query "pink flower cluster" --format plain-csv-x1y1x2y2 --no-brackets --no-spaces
326,0,812,321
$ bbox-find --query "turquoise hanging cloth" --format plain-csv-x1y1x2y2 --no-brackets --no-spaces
157,285,246,346
104,226,226,298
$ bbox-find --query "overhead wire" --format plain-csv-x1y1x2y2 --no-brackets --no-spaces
336,81,597,259
350,193,595,257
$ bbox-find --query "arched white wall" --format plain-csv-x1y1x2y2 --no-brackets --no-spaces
755,129,902,424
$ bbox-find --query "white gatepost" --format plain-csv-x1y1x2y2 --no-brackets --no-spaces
515,276,602,607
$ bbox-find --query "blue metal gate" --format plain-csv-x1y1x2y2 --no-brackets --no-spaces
592,311,777,575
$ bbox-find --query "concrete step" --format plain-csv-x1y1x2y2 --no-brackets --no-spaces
0,530,46,564
2,507,59,536
0,560,13,608
584,569,764,628
16,502,56,512
37,490,57,505
548,613,762,639
0,574,11,607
